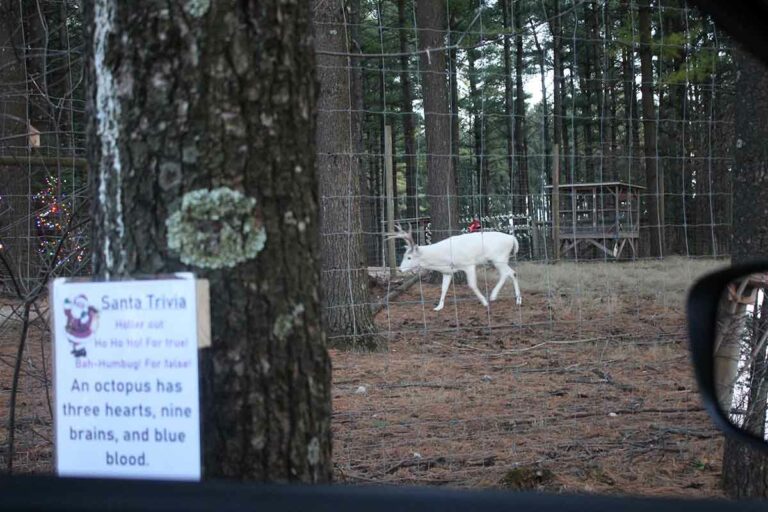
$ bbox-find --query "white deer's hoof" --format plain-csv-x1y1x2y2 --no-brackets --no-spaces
434,304,444,311
516,296,522,306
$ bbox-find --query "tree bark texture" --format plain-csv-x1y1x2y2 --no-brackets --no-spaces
86,0,331,482
589,0,605,177
530,19,550,183
605,5,617,158
621,45,641,181
398,0,418,220
638,0,663,257
449,42,461,204
721,46,768,499
502,0,515,196
513,0,529,214
361,55,383,265
416,0,458,242
657,0,684,253
577,2,594,181
350,0,378,266
467,38,488,217
314,0,382,351
548,0,563,182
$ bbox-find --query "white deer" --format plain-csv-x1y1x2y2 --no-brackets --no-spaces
389,224,522,311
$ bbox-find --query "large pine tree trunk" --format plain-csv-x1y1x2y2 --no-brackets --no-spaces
622,47,633,163
449,43,461,208
590,0,605,179
657,0,684,253
579,2,595,181
559,42,570,181
86,0,331,481
530,19,550,182
378,32,387,226
315,0,382,350
601,1,617,178
691,86,709,255
448,11,462,217
567,56,580,181
371,105,384,260
398,0,418,220
605,7,617,157
513,0,529,215
548,0,563,182
638,0,663,257
416,0,458,242
502,0,515,199
621,45,641,181
467,38,486,216
351,0,378,266
713,79,731,256
721,46,768,499
469,2,490,218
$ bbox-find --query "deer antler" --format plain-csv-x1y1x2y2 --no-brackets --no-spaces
385,222,416,249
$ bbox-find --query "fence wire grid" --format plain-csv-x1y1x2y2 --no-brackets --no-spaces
0,0,743,497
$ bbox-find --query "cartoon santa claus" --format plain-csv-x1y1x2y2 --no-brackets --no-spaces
64,294,99,358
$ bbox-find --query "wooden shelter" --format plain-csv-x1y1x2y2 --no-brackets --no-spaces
545,181,645,259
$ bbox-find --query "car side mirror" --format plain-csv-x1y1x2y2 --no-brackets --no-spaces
688,262,768,451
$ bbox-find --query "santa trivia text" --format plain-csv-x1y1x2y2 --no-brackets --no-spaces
101,294,188,311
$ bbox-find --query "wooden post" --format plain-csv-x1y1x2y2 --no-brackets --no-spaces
552,144,560,261
614,186,620,258
385,125,397,277
570,180,577,259
531,195,540,260
635,188,641,256
614,186,620,236
592,186,597,229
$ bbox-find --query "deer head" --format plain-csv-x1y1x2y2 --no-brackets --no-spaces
386,223,420,273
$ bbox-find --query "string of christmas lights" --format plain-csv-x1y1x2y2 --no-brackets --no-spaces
33,174,86,266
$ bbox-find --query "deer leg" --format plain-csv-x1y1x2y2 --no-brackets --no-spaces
464,266,489,307
491,263,522,305
509,266,522,305
434,273,453,311
490,262,510,301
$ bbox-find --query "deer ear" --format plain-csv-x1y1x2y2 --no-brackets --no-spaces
412,245,420,254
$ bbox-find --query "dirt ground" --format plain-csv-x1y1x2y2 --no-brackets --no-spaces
332,258,728,496
0,258,730,498
0,298,54,473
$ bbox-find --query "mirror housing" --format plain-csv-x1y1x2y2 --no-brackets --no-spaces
688,261,768,451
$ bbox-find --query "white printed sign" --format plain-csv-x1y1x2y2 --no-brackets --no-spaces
52,274,202,481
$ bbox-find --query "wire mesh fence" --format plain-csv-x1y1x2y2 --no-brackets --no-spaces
0,0,88,473
0,0,741,496
319,0,732,495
